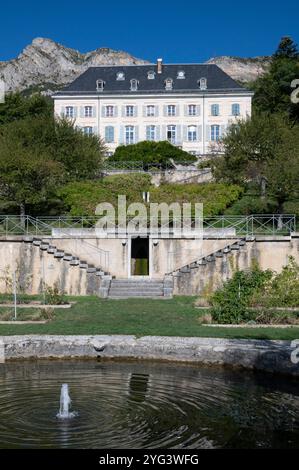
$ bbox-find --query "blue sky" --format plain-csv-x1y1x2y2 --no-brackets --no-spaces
1,0,298,62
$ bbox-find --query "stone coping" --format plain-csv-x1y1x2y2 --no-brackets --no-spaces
0,303,71,309
1,335,298,377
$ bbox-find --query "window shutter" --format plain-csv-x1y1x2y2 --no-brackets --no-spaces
176,106,179,117
155,106,159,117
161,125,167,140
176,125,182,144
101,107,106,118
206,125,210,142
146,126,150,140
155,125,160,141
143,106,147,117
60,107,65,117
183,126,188,141
184,105,188,116
197,125,202,141
105,126,109,141
110,127,114,142
196,105,200,116
163,105,167,117
93,126,98,135
135,126,139,143
119,126,124,144
92,106,96,118
80,106,84,118
122,106,126,118
114,106,118,118
134,106,138,117
73,107,78,118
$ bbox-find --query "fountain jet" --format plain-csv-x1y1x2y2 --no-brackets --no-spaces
57,384,76,419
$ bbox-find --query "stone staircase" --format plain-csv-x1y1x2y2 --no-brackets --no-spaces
108,277,173,299
170,236,256,295
24,236,112,296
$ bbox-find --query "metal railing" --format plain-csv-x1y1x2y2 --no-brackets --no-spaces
0,214,296,238
102,160,199,173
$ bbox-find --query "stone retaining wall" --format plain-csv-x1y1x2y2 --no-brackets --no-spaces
2,335,298,377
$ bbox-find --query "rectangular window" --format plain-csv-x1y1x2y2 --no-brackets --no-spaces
83,126,93,136
167,105,176,116
105,126,114,143
211,104,220,116
125,125,135,145
232,103,240,116
146,125,156,141
188,104,196,116
126,105,134,117
188,126,197,141
105,106,114,117
84,106,92,118
211,125,220,141
167,125,176,144
147,105,155,117
65,106,74,118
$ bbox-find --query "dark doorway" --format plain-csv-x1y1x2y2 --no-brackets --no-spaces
131,237,149,276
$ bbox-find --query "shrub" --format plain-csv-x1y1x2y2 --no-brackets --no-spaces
224,195,278,215
210,267,273,324
44,283,67,305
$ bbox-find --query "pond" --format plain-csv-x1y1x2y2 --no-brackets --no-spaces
0,360,298,448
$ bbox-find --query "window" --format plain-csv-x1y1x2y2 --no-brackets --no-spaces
84,106,92,118
147,71,155,80
199,77,207,90
165,78,173,90
65,106,74,118
211,125,220,141
130,79,138,91
105,106,114,117
83,126,93,136
126,105,134,117
105,126,114,143
96,79,105,91
167,105,176,116
125,125,135,144
116,72,125,81
177,70,185,79
188,125,197,141
211,104,220,116
188,104,196,116
167,125,176,144
146,105,155,117
232,103,240,116
146,125,156,141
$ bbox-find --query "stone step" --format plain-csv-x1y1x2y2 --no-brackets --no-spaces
40,243,49,251
63,253,73,261
70,259,80,266
109,295,165,299
110,287,163,293
23,236,33,243
54,250,64,258
32,239,42,246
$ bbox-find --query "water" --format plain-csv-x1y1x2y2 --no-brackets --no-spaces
0,360,298,448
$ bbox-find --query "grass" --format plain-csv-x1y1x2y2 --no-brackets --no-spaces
0,296,299,340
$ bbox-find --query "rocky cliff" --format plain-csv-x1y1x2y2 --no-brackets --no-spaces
0,37,270,94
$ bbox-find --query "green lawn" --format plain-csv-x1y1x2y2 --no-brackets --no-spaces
0,296,299,340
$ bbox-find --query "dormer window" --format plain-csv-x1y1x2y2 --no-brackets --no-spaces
177,70,185,79
96,79,105,92
116,72,125,81
199,77,207,90
165,78,173,91
130,79,138,91
147,71,155,80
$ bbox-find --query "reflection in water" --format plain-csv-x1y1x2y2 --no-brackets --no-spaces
0,360,298,448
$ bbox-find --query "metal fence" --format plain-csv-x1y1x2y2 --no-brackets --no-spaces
102,160,198,173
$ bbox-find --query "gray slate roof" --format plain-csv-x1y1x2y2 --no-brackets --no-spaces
55,64,250,96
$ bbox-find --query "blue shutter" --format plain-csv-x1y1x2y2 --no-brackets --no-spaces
92,106,96,118
176,106,179,117
197,125,202,141
176,125,182,144
163,105,167,117
155,126,160,141
134,106,138,117
184,105,188,116
135,126,139,143
143,106,147,117
73,107,78,118
161,125,167,140
155,106,159,117
196,105,200,116
114,106,118,118
101,107,106,118
206,125,210,142
146,126,150,140
110,126,114,142
105,126,109,141
80,106,84,118
122,106,126,118
183,126,188,142
119,126,124,144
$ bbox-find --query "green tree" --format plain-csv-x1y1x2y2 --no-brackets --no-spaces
253,36,299,120
0,92,52,125
110,140,196,167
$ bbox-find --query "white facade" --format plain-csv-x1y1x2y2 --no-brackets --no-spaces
53,64,253,156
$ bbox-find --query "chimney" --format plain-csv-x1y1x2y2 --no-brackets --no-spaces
157,58,163,74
